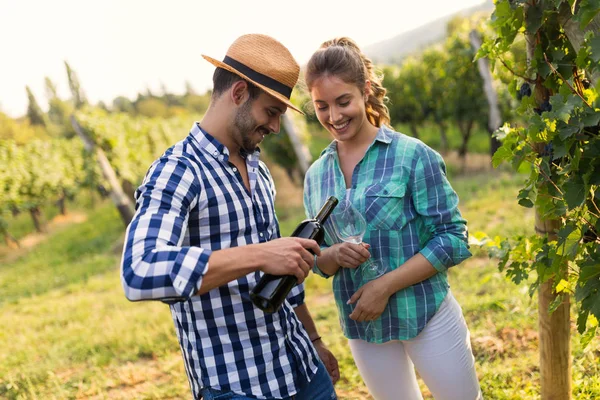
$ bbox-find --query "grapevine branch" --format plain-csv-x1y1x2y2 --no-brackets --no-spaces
499,57,534,82
512,129,565,196
543,53,593,109
590,196,600,216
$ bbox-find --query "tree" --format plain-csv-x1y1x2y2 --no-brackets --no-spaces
136,97,169,118
44,77,75,137
97,101,110,112
45,77,63,124
25,86,47,127
182,93,210,115
444,21,489,165
479,1,600,398
421,46,453,153
383,60,429,139
112,96,135,114
470,30,503,157
44,76,58,101
64,61,88,109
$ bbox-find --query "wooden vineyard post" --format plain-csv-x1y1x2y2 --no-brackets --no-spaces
535,210,571,399
71,115,135,226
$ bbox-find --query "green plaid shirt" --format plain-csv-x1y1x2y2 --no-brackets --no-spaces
303,125,472,342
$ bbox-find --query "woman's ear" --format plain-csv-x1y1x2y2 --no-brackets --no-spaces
364,80,372,101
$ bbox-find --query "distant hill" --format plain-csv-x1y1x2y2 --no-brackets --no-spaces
364,0,494,65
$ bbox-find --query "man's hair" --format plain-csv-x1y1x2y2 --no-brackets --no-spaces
212,68,262,100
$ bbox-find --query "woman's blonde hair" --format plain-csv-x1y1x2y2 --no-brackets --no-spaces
305,37,390,127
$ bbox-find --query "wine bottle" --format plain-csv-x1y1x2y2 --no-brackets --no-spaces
250,196,339,313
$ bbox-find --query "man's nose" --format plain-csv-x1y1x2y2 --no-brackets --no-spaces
268,118,280,134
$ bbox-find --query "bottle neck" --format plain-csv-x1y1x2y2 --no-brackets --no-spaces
314,196,339,224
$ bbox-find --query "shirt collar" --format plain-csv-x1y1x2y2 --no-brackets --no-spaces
319,124,393,157
190,122,260,163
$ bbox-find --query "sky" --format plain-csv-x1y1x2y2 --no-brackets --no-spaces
0,0,485,118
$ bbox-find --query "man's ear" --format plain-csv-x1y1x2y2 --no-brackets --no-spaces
230,80,249,106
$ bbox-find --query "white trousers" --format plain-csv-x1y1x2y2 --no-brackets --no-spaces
348,292,482,400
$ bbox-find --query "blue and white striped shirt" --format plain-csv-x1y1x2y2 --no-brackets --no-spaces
121,123,319,399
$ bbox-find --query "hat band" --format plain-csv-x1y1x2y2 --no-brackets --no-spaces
223,56,293,99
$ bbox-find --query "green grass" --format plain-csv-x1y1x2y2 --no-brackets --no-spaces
454,171,534,237
1,170,598,399
0,202,123,305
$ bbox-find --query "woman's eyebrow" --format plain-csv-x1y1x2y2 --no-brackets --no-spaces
314,93,351,102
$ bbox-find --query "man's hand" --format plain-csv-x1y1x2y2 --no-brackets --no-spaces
333,242,371,269
348,277,392,322
313,339,340,385
257,237,321,284
292,304,338,385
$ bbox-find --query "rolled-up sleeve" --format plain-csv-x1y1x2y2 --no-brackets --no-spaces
121,155,211,301
411,147,472,272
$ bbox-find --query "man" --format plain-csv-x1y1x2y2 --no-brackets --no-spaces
120,34,339,400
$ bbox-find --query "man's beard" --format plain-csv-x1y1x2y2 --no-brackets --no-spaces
234,99,266,153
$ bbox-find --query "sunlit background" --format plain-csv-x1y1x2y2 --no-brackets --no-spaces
1,0,486,117
2,0,599,399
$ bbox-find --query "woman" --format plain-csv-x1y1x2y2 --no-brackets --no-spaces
302,37,482,400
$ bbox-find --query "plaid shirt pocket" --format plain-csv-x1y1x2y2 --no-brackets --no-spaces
364,182,408,230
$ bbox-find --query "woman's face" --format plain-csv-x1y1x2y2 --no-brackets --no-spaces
310,75,371,143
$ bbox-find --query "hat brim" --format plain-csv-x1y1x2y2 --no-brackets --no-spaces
202,55,304,115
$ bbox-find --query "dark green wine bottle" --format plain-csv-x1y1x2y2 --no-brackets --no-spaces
250,196,339,313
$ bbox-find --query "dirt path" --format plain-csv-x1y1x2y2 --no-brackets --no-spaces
0,212,87,264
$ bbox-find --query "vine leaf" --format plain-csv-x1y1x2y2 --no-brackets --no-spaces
492,145,513,168
563,177,586,209
525,3,543,34
582,112,600,127
578,4,600,30
550,94,581,123
589,35,600,63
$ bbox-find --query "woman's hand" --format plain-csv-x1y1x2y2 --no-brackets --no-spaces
333,242,371,269
347,277,392,322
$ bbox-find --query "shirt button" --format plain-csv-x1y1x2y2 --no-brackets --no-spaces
259,232,264,237
233,167,238,172
213,151,218,156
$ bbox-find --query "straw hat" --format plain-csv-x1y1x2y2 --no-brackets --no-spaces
202,34,303,114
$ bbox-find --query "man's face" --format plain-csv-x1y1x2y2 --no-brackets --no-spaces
233,92,287,153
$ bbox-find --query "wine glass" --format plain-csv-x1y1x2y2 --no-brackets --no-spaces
329,197,386,340
329,198,386,282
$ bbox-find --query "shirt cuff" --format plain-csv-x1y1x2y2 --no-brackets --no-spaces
170,247,212,298
312,253,332,278
419,244,451,273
